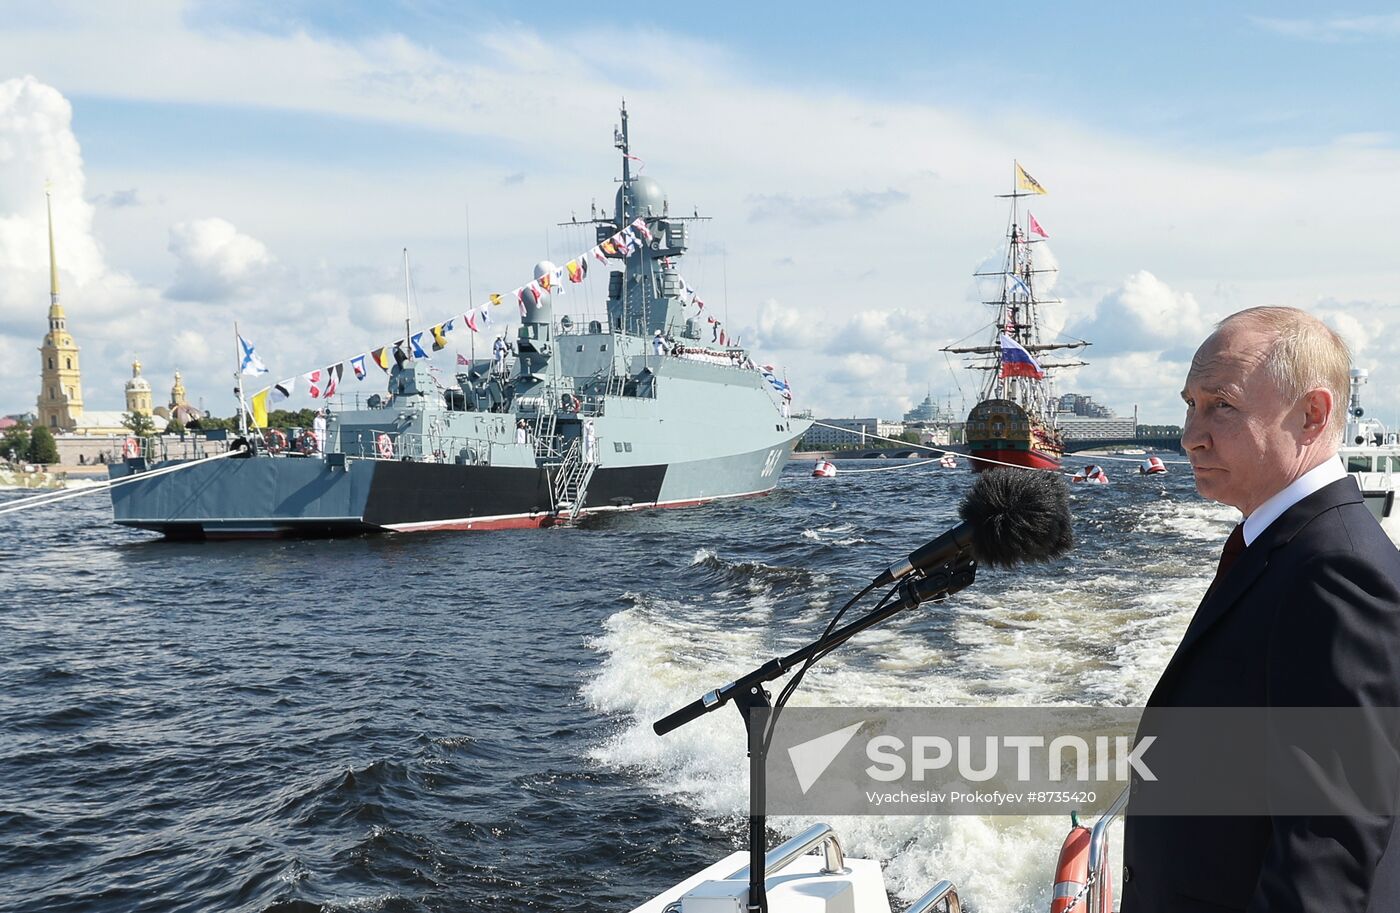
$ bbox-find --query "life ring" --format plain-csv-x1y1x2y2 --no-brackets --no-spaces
298,431,318,455
375,433,394,459
121,436,140,459
1050,822,1113,913
267,429,289,453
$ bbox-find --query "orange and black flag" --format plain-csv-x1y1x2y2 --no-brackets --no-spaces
371,347,391,372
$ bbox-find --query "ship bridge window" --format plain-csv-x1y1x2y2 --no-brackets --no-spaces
1347,455,1374,472
600,344,608,351
576,344,584,352
614,441,624,452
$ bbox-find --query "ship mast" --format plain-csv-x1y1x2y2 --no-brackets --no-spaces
403,246,411,350
941,164,1088,419
615,102,632,338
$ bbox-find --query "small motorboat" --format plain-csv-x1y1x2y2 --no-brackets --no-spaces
938,453,958,469
812,459,838,478
1072,464,1109,484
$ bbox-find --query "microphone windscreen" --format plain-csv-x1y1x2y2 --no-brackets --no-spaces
959,468,1073,568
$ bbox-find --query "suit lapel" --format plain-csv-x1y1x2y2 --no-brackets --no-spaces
1152,477,1363,699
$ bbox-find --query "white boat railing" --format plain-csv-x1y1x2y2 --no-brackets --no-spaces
337,430,498,464
1088,787,1129,913
727,823,847,882
906,880,962,913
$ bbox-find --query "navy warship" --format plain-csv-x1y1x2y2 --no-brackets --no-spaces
108,107,809,538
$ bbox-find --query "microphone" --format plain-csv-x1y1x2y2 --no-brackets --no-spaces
873,468,1073,586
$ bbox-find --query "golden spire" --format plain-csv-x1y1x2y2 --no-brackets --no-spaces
45,182,63,319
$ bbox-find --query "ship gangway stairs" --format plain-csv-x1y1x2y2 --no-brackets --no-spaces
549,439,597,524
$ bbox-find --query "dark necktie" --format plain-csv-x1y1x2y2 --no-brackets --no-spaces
1212,524,1246,589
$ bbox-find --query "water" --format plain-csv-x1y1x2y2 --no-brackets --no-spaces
0,459,1232,912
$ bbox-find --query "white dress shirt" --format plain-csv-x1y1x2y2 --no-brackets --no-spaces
1241,457,1349,546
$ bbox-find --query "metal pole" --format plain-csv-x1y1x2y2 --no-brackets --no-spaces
234,321,247,436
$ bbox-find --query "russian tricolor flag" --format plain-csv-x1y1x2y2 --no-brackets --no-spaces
998,333,1044,379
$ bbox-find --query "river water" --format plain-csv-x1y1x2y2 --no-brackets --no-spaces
1,457,1230,912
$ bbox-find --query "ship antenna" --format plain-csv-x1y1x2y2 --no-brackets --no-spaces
403,248,412,348
615,100,632,336
464,204,476,366
616,99,631,193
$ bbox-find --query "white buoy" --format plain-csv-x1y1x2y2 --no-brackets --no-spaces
812,459,837,478
1139,455,1167,475
1072,464,1109,484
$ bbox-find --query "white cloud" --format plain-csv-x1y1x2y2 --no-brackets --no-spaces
754,298,824,351
166,217,273,302
1253,14,1400,42
747,188,909,224
1072,271,1211,360
2,11,1400,423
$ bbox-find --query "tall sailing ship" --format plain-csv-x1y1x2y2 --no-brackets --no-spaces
942,164,1089,472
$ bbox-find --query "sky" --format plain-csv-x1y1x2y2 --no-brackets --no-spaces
3,1,1400,425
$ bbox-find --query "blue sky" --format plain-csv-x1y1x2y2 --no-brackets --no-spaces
2,2,1399,423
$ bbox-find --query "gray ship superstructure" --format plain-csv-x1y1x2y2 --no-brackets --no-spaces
109,106,809,538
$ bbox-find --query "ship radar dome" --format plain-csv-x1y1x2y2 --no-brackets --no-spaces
524,260,556,322
615,176,667,221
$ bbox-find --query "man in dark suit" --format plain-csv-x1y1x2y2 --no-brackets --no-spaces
1121,307,1400,912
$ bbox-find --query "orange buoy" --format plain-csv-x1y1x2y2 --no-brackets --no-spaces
1050,821,1112,913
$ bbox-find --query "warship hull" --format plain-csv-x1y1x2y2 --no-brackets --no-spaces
108,432,805,539
107,106,810,539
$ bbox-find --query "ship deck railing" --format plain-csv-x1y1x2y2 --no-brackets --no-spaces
336,430,500,464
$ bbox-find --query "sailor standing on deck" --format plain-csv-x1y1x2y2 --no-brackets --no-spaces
515,419,528,446
492,335,508,376
583,419,598,464
312,408,327,455
653,330,667,357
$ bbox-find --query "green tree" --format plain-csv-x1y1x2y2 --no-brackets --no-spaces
267,408,318,428
189,414,235,431
898,430,922,444
26,426,59,464
167,417,185,436
2,426,30,463
122,412,157,437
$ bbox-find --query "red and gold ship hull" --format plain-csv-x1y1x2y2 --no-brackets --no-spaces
963,398,1063,472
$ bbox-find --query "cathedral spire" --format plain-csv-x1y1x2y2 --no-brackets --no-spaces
45,184,64,323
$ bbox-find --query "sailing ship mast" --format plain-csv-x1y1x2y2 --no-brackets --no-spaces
941,163,1089,423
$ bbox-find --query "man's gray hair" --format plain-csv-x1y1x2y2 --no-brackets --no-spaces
1219,307,1351,437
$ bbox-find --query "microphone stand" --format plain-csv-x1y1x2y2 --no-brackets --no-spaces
653,554,977,913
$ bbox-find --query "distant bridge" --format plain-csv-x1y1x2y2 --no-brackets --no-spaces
1064,436,1182,454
